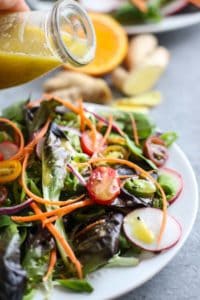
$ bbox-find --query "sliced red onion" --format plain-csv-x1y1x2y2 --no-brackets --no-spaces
67,163,86,186
0,198,33,215
84,108,124,136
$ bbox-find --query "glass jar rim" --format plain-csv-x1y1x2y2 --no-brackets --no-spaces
49,0,96,66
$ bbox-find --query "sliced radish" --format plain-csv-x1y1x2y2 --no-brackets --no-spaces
158,168,183,204
0,141,19,160
123,208,181,252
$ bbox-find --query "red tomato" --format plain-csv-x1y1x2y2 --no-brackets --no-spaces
86,166,120,205
143,136,168,167
0,152,4,161
0,141,19,160
81,130,104,156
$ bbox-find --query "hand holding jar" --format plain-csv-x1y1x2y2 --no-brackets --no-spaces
0,0,29,12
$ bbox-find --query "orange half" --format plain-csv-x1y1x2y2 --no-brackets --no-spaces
65,13,128,76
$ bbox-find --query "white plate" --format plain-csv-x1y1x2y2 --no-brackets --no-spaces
31,104,198,300
1,102,198,300
27,0,200,34
124,12,200,34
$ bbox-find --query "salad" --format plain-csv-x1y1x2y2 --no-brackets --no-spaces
80,0,196,25
0,95,183,299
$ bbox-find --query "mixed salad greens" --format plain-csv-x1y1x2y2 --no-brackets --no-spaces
0,96,183,300
80,0,191,25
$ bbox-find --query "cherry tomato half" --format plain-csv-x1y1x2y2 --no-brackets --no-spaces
0,186,8,205
86,166,120,205
0,141,19,160
81,130,104,156
143,136,168,167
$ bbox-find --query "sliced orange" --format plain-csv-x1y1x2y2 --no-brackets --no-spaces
65,13,128,76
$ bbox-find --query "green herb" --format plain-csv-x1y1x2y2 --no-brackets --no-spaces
23,289,36,300
124,178,156,198
157,172,178,201
56,279,93,293
2,99,28,123
160,131,178,147
113,2,161,24
0,215,13,227
107,254,139,268
125,135,157,170
42,130,74,272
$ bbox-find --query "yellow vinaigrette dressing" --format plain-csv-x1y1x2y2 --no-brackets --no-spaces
0,27,88,89
0,1,95,89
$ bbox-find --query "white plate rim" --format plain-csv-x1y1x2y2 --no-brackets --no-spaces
123,12,200,34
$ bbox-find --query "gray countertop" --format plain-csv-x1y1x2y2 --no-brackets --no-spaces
0,23,199,300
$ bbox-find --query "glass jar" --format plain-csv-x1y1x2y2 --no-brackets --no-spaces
0,0,96,89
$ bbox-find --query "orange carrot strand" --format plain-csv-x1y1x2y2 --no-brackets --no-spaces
129,113,139,146
131,0,147,12
11,199,93,223
92,115,113,159
43,249,57,282
43,216,58,226
30,202,83,279
77,98,85,132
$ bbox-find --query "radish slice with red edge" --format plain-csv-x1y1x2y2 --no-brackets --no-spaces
123,208,181,252
158,168,183,204
0,141,19,160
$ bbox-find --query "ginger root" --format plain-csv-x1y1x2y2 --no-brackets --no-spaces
125,34,158,70
43,71,112,104
112,34,170,96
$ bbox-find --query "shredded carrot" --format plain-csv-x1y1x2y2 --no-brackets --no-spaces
0,117,25,160
43,216,58,226
30,202,46,227
43,249,57,282
97,121,104,131
12,199,93,223
92,115,113,158
131,0,147,12
77,98,85,132
30,202,83,279
188,0,200,7
119,175,135,179
21,152,85,206
81,157,167,244
129,113,139,146
22,118,51,156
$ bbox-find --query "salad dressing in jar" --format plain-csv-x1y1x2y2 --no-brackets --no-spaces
0,0,96,89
